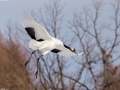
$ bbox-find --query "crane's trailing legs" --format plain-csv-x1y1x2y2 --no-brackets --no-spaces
25,50,36,66
35,55,43,78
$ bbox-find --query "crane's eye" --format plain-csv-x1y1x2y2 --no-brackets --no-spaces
71,48,75,51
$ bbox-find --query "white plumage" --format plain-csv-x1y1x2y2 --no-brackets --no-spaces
20,13,84,58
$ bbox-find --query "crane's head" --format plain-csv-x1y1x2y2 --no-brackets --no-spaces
71,48,78,55
64,44,77,54
64,44,84,56
71,48,84,56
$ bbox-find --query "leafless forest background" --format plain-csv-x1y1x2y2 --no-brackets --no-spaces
0,0,120,90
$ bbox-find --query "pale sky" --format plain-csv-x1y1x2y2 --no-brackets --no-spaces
1,0,112,29
0,0,91,27
0,0,114,39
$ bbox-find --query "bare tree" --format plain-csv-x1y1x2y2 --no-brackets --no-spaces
0,21,37,90
69,0,120,90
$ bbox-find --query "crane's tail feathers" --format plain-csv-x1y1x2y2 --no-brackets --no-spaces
78,52,84,56
29,39,39,50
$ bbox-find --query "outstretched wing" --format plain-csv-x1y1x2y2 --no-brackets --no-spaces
20,13,52,41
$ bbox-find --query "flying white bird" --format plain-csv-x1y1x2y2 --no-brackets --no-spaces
20,13,84,76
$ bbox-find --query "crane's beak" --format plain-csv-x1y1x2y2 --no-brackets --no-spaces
77,52,84,56
74,51,84,56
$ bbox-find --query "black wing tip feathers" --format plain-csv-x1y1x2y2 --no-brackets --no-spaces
25,27,36,40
